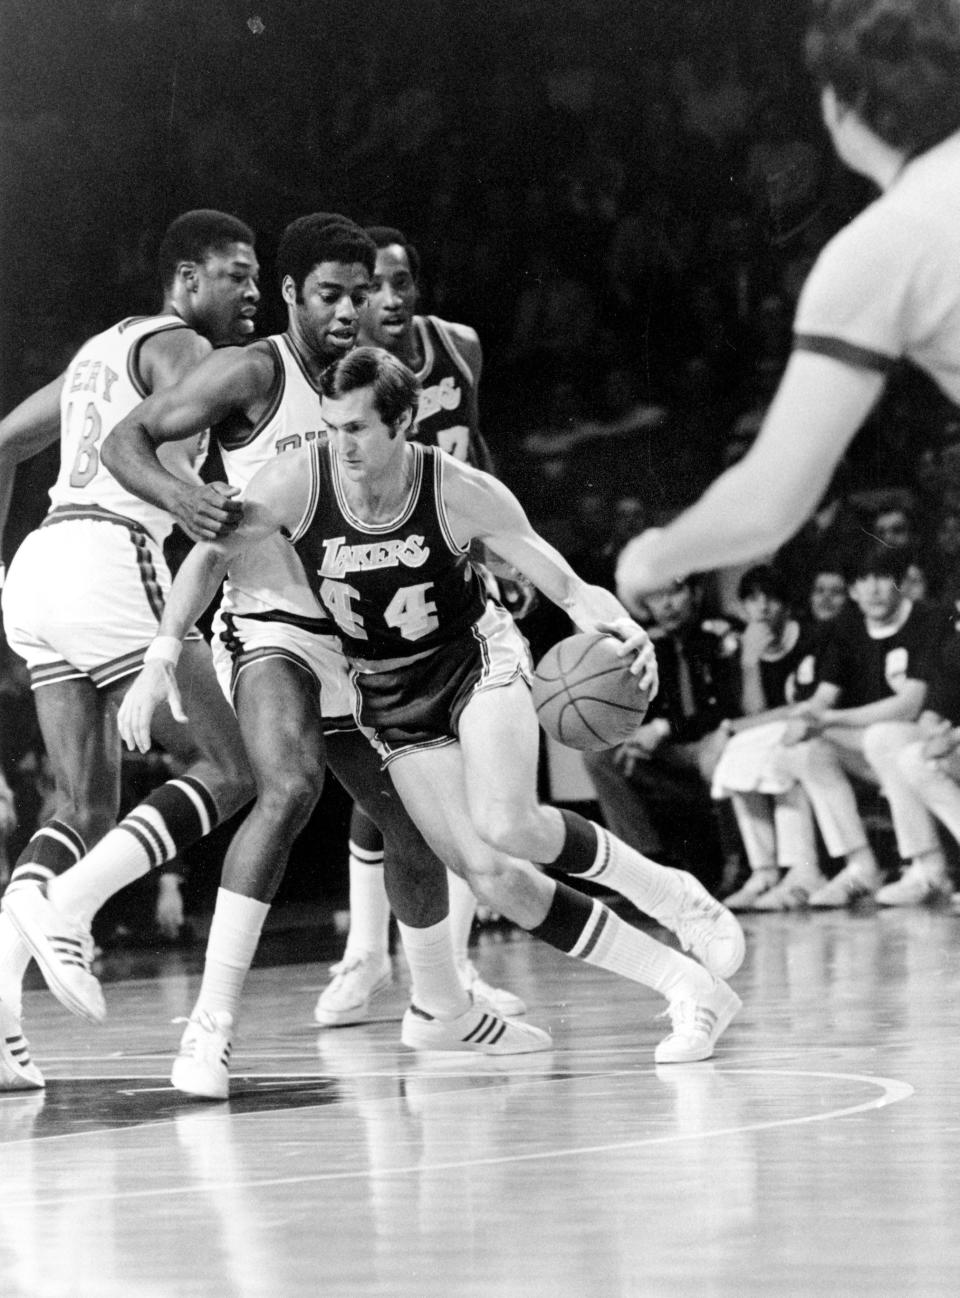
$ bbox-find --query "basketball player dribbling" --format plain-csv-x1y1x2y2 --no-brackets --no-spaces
618,0,960,604
316,224,524,1030
120,347,747,1066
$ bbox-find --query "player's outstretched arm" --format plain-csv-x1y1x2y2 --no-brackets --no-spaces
445,461,657,693
117,452,312,752
0,375,65,554
103,344,273,542
615,352,885,604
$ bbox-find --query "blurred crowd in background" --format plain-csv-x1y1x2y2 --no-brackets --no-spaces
4,0,960,937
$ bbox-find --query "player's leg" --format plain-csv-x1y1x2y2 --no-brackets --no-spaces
457,679,745,980
0,677,121,1045
171,656,327,1099
388,743,740,1063
313,803,394,1026
4,645,255,1023
323,730,526,1030
316,791,525,1023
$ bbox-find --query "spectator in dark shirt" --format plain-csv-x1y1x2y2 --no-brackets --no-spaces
862,629,960,905
777,543,941,907
583,575,741,890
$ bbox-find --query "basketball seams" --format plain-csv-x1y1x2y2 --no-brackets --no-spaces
532,630,651,751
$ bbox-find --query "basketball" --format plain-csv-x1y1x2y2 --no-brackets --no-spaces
531,632,652,751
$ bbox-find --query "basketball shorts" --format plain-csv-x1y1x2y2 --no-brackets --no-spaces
353,601,532,765
1,507,200,691
210,607,356,732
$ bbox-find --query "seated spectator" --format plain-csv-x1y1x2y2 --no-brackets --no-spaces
713,566,821,910
583,575,742,891
809,562,849,625
865,495,928,601
862,629,960,907
776,544,942,908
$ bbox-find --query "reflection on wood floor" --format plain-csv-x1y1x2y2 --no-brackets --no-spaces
2,904,959,1297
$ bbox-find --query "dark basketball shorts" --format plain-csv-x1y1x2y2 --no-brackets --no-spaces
353,602,531,766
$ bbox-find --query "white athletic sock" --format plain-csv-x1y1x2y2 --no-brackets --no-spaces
575,823,686,921
573,899,713,1002
192,888,270,1022
447,870,477,971
343,841,391,961
0,913,30,1019
397,917,470,1020
47,827,159,927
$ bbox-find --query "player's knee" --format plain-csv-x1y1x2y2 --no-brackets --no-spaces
255,765,323,826
462,856,514,912
471,802,531,856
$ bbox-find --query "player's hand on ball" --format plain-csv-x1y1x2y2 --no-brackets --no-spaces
118,662,188,754
177,482,243,542
596,618,658,697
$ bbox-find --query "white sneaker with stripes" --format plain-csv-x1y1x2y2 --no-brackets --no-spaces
313,953,393,1027
171,1009,233,1100
459,960,527,1018
2,884,105,1024
654,977,742,1064
401,1001,551,1054
0,999,44,1090
662,870,746,979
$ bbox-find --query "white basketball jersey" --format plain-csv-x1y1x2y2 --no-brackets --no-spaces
49,315,204,543
217,334,327,618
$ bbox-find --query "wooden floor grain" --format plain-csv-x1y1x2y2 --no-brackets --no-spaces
1,905,958,1297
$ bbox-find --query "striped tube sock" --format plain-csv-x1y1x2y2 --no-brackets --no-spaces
530,882,710,1001
48,776,218,927
547,810,679,921
193,887,270,1021
343,837,391,960
397,917,471,1020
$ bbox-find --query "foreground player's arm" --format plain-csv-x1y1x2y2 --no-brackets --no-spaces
118,453,312,752
615,352,885,603
0,375,65,562
445,461,656,692
102,344,274,541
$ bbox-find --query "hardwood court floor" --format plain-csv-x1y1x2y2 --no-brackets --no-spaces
2,904,959,1298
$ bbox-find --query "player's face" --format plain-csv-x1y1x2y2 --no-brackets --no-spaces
850,572,903,625
193,242,260,345
359,245,418,351
809,572,847,623
322,385,408,483
286,261,371,361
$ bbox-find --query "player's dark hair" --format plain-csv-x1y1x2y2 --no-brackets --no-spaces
364,226,421,283
320,346,420,434
845,539,911,583
737,565,791,605
806,0,960,154
157,210,255,292
276,213,376,296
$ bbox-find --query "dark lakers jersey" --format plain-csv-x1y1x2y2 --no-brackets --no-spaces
408,316,482,466
288,442,487,661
